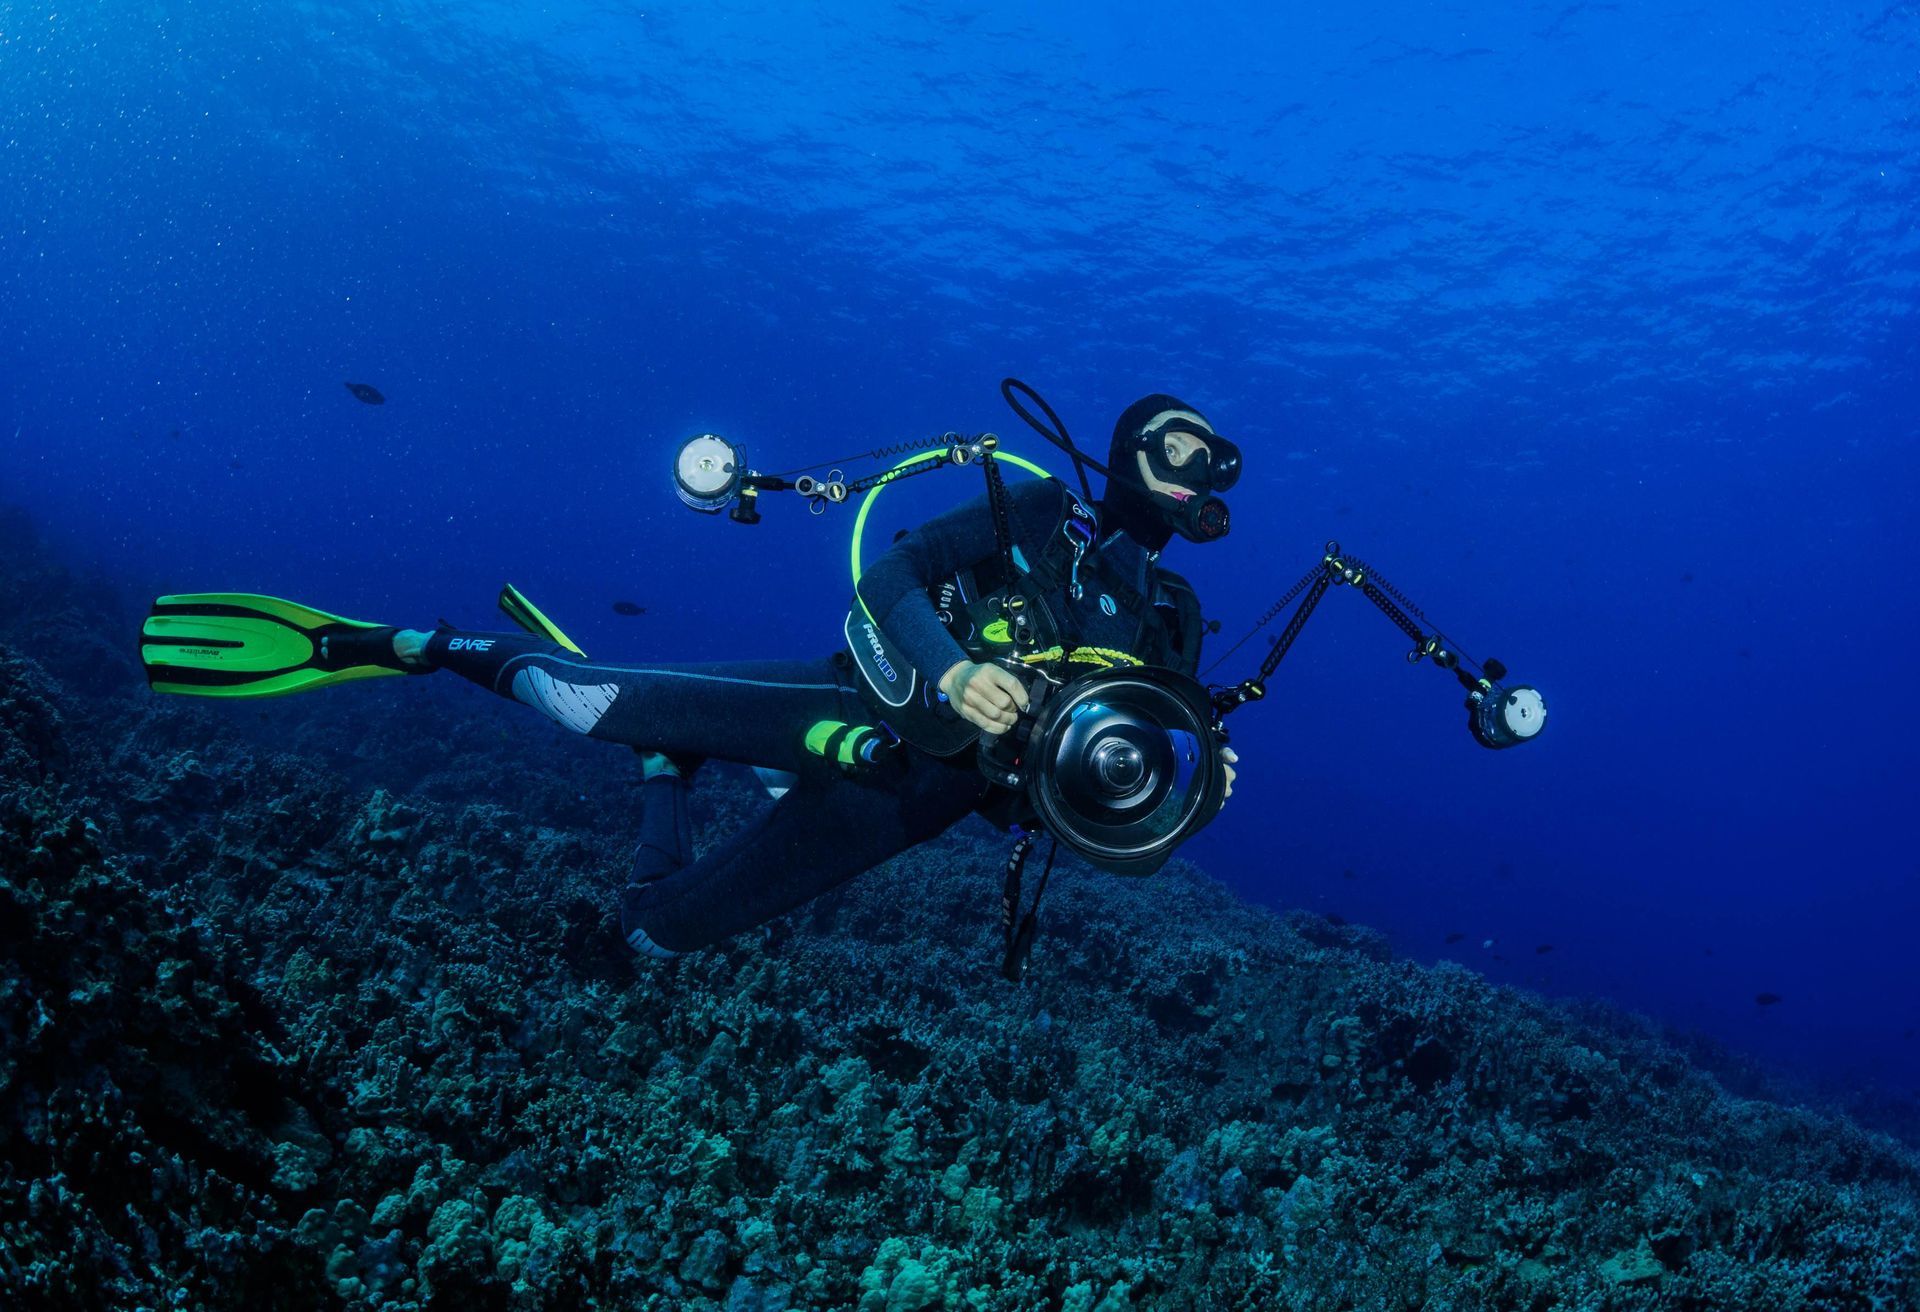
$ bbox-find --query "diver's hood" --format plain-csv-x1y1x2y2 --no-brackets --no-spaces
1101,394,1241,549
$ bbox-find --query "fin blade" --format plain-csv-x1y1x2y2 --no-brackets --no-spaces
152,592,379,631
148,665,404,699
142,612,316,674
498,583,586,656
142,593,392,698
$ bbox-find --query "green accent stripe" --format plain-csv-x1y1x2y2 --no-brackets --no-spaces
822,724,855,764
805,719,846,756
849,448,1054,622
153,593,374,631
842,726,878,764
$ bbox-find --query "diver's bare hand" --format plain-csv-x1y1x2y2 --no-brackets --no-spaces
1220,746,1238,802
940,660,1030,735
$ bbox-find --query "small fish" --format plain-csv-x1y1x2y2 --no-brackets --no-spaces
1444,931,1466,944
1341,867,1357,881
611,600,646,617
1754,992,1783,1007
1324,913,1347,927
1482,938,1495,950
345,381,386,405
1681,572,1695,583
1535,944,1555,955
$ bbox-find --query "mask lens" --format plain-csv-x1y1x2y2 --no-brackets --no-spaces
1208,437,1242,492
1153,423,1239,494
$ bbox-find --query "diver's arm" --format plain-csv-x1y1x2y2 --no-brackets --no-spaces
855,480,1063,684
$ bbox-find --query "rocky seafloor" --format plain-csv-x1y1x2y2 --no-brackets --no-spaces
2,512,1917,1311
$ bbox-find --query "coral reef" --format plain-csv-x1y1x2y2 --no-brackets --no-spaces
0,521,1916,1308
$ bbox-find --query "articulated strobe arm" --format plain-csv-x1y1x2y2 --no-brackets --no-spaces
1209,541,1547,751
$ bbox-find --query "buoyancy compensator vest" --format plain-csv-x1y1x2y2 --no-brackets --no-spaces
844,480,1206,755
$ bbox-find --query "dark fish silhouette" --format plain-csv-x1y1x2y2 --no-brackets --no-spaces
1444,931,1466,944
1324,913,1347,927
1341,867,1357,881
611,601,646,617
1535,944,1555,955
1754,992,1783,1007
345,382,386,405
1681,571,1694,583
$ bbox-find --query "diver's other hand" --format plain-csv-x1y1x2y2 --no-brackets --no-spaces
1220,746,1238,803
940,660,1030,735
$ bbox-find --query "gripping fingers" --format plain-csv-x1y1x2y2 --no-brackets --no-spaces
988,668,1029,732
947,662,1031,736
971,686,1017,733
982,665,1029,710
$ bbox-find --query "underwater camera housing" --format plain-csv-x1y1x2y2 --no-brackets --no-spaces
980,665,1229,876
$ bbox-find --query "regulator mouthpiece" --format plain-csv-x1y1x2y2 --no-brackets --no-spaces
1158,490,1231,542
674,434,745,513
1468,682,1547,749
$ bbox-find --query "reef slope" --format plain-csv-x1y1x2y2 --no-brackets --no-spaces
0,533,1914,1309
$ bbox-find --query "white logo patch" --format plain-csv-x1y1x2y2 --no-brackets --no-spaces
512,666,619,734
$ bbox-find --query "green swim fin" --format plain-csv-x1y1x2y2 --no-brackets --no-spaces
498,582,586,656
142,593,415,698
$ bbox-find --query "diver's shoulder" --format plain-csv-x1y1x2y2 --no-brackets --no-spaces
1006,475,1076,510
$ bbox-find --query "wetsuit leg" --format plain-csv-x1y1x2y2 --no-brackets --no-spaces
427,630,866,773
621,748,989,958
632,772,694,888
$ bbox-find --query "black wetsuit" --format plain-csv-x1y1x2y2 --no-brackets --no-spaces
428,480,1202,958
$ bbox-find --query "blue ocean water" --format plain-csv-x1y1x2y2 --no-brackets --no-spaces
1,0,1915,1107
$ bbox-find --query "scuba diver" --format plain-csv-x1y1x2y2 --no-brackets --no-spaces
141,392,1248,964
